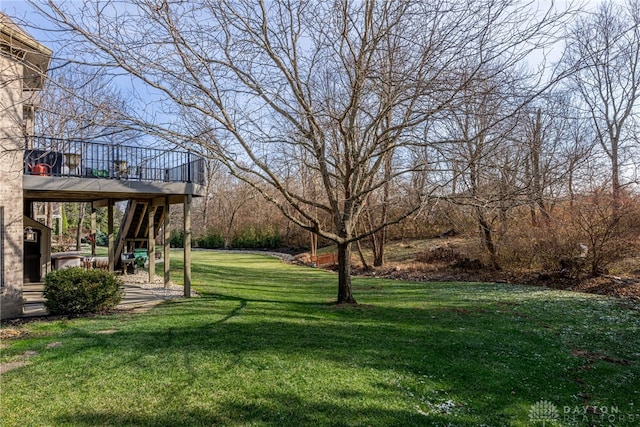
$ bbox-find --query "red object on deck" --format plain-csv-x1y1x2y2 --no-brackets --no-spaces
28,163,51,175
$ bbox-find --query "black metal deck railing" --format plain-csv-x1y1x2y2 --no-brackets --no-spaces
23,136,206,186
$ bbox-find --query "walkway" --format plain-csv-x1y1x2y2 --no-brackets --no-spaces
22,271,192,317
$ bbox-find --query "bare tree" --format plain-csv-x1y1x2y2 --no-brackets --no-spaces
213,173,256,249
524,108,551,226
195,158,222,235
436,66,529,269
35,65,132,141
355,148,394,268
562,0,640,204
568,188,631,277
519,93,583,227
31,0,571,303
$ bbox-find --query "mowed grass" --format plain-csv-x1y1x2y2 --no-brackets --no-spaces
2,251,640,426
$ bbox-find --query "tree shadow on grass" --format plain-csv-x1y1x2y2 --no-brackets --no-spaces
23,295,588,426
52,392,480,427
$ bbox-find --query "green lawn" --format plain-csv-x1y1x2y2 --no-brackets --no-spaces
2,251,639,426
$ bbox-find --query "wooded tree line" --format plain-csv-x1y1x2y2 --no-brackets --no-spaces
15,0,640,303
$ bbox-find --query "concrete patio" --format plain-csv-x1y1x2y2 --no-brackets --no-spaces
21,271,193,317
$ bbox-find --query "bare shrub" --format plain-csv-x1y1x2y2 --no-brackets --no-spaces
415,244,464,265
569,191,636,276
496,190,638,278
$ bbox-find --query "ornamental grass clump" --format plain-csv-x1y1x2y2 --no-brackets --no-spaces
44,267,124,315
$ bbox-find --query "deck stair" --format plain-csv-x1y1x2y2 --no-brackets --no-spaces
22,282,48,317
115,200,165,269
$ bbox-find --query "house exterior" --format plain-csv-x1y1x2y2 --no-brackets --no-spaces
0,13,51,319
1,13,202,319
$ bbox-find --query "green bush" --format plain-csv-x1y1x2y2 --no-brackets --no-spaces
195,229,225,249
44,268,124,315
95,230,108,247
170,230,184,248
232,227,283,249
172,227,282,249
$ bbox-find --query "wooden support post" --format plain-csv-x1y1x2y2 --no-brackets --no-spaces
148,204,156,282
91,207,97,257
108,200,114,272
164,197,170,289
184,194,192,297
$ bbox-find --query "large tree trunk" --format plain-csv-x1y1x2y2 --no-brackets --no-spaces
528,109,551,227
356,240,371,270
612,143,620,211
476,208,500,270
310,232,317,257
46,202,53,232
371,228,386,267
223,211,236,249
372,156,392,267
337,241,356,304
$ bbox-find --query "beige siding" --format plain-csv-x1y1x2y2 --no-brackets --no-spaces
0,53,25,319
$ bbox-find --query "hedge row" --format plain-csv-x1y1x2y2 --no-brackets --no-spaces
170,227,282,249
